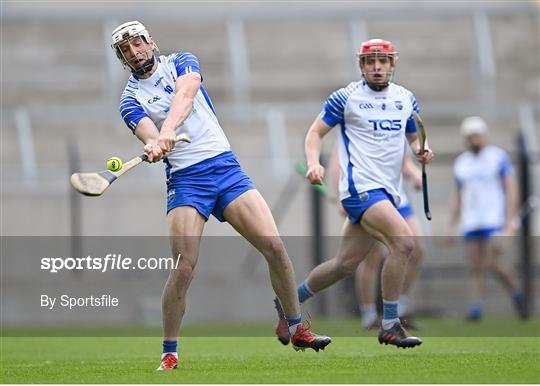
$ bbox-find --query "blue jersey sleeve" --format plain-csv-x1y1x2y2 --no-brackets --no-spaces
405,93,419,133
173,52,201,78
119,94,148,133
320,83,358,127
411,93,420,113
498,152,514,178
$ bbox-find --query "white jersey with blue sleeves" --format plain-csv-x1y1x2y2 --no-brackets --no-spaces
321,81,418,206
119,52,230,173
453,145,514,233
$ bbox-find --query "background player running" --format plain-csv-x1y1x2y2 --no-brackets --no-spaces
448,116,525,321
275,38,433,349
111,21,331,371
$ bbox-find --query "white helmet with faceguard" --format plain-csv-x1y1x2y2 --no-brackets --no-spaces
111,21,159,76
357,38,398,91
460,116,488,137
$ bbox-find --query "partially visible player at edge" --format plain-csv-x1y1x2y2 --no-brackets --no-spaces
274,38,433,348
111,21,331,371
448,116,525,321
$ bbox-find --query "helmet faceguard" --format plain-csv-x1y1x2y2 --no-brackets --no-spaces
111,21,160,76
357,39,398,91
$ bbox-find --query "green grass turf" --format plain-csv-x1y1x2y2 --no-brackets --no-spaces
2,336,539,383
3,316,539,337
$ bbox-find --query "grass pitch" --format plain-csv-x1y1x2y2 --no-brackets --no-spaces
1,319,539,383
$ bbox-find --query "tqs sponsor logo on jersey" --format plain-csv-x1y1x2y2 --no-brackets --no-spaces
368,119,402,131
148,96,161,104
359,103,374,109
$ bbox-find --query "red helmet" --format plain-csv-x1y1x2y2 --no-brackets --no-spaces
358,38,397,57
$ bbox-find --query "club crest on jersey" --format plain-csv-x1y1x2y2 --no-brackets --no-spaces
359,191,370,202
154,76,164,87
394,101,403,110
167,189,175,203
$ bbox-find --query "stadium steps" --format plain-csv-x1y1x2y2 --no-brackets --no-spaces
2,13,538,239
4,15,538,110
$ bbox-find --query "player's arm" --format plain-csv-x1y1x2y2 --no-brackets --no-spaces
406,132,433,165
402,152,422,190
119,94,165,163
329,147,340,190
133,117,165,163
447,177,462,237
156,72,201,153
305,117,333,185
502,172,519,235
328,145,347,216
447,187,461,239
406,95,433,164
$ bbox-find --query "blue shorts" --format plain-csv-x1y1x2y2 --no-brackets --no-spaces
342,188,396,224
464,227,502,242
166,151,256,222
397,204,414,220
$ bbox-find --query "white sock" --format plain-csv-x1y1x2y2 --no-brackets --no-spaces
398,295,409,317
361,303,378,328
161,352,178,359
382,318,400,330
288,323,302,336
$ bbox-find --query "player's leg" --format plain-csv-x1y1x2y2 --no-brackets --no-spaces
159,206,206,370
355,243,385,329
206,153,329,350
401,216,422,298
222,189,331,351
296,189,396,305
485,239,516,292
359,200,422,348
399,215,423,328
361,201,414,302
484,239,526,318
273,217,375,345
298,218,376,297
465,238,485,321
223,190,298,317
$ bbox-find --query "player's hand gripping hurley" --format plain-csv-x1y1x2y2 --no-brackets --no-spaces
412,111,432,220
70,133,191,196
